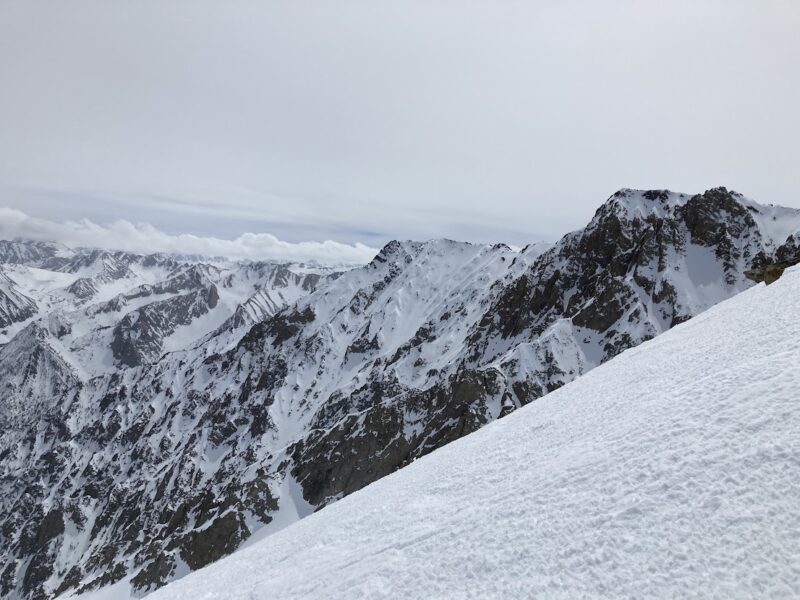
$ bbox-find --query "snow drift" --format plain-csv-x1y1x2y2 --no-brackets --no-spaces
148,266,800,599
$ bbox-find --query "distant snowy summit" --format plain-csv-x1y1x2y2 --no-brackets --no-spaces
1,188,799,600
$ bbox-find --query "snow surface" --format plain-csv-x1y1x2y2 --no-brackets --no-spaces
147,266,800,600
738,196,800,249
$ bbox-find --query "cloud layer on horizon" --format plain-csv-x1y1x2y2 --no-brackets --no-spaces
0,208,379,265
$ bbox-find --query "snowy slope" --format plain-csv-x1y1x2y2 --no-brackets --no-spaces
0,244,332,371
148,265,800,600
0,269,38,328
0,323,80,428
0,240,64,265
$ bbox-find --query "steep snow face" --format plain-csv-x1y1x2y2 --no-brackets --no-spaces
2,189,800,600
0,240,64,265
196,263,331,357
0,269,38,328
0,323,79,428
148,265,800,600
737,195,800,250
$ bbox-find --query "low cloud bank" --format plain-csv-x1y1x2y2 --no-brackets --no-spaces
0,208,378,265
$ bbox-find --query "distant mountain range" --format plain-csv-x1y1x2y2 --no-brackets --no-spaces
1,187,799,599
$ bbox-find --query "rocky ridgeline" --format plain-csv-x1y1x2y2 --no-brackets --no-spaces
1,188,799,599
746,231,800,284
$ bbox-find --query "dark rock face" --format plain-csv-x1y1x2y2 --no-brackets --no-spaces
111,287,218,367
290,368,497,507
745,233,800,285
775,233,799,264
745,259,798,285
177,512,250,571
0,189,798,599
66,278,99,302
129,552,175,592
35,510,65,546
290,402,412,506
679,188,760,284
763,264,787,284
0,271,38,328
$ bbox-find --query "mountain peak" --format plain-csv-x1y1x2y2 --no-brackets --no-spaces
601,187,690,221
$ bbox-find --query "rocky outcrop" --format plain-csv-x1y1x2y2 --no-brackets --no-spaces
66,278,99,302
746,230,800,284
111,286,219,367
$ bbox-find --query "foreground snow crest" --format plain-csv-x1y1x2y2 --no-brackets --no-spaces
149,267,800,599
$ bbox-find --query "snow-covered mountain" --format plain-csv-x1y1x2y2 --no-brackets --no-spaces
0,269,38,328
0,188,799,599
146,261,800,600
0,246,333,373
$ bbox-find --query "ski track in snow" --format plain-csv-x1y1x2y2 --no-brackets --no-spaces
146,267,800,600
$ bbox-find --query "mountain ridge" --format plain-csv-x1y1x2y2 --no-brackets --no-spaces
146,263,800,600
0,187,799,599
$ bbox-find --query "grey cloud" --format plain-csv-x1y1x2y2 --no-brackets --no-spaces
0,208,378,265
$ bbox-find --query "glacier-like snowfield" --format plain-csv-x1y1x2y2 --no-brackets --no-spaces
145,266,800,599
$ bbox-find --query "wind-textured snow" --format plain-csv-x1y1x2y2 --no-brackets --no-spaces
148,266,800,600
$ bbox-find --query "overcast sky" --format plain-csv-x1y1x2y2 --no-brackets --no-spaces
0,0,798,261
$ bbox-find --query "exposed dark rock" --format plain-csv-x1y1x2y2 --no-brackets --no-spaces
207,284,219,309
111,288,217,367
130,552,175,592
178,512,250,571
745,233,800,285
0,270,38,328
53,566,83,597
745,261,797,285
66,277,99,301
